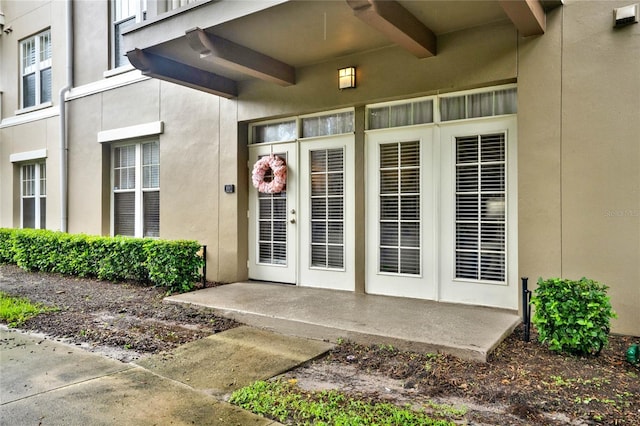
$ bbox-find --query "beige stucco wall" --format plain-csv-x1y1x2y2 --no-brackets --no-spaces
561,0,639,335
518,1,639,335
64,78,247,284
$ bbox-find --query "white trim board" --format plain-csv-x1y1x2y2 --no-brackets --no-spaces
98,121,164,143
10,149,48,163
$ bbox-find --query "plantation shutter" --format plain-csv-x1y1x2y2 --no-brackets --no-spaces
142,142,160,237
114,192,135,236
258,153,288,265
113,144,136,236
379,141,421,275
455,133,506,282
310,148,345,269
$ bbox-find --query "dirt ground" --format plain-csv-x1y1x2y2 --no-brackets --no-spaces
1,264,638,425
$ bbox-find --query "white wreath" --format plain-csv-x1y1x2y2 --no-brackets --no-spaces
252,154,287,194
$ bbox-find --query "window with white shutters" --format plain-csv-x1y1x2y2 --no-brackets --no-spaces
21,163,46,229
258,153,288,265
310,148,345,269
455,133,506,282
113,141,159,237
379,141,421,275
20,30,51,108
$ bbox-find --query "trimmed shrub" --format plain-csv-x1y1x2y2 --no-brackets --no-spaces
144,240,204,294
0,228,204,293
0,228,14,263
532,277,616,355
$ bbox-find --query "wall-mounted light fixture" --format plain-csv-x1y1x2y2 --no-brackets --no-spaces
338,66,356,90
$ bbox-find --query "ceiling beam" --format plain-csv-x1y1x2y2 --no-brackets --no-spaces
185,28,295,86
126,48,238,98
499,0,546,36
346,0,436,58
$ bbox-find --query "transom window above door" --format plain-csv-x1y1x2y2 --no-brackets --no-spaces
250,109,354,144
366,85,517,131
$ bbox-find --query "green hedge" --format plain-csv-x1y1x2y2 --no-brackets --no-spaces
0,228,204,294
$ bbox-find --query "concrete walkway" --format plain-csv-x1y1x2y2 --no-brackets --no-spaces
166,282,522,362
0,326,332,425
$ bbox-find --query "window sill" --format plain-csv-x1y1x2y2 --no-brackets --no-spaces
15,102,53,116
103,64,135,79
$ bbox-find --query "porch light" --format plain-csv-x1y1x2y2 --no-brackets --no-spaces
338,66,356,89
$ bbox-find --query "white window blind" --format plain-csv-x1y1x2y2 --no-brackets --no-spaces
310,148,345,269
252,121,297,144
455,133,506,282
20,30,51,108
113,141,159,237
258,153,288,265
379,141,421,275
368,99,434,130
21,163,46,229
302,111,354,138
142,141,159,237
441,88,517,122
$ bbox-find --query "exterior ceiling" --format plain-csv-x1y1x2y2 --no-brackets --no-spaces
124,0,559,97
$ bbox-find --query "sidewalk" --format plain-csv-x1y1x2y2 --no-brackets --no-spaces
0,326,333,425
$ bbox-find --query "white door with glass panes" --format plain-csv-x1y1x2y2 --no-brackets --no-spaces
248,110,355,289
365,126,437,299
439,118,517,309
298,135,354,290
248,142,298,284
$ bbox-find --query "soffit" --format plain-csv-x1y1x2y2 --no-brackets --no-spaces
124,0,547,96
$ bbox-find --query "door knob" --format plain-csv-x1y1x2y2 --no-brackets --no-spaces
289,218,296,224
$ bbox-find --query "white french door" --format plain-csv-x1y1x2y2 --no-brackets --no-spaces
439,118,518,309
365,126,437,299
365,117,517,309
248,136,355,290
248,142,298,284
299,135,355,290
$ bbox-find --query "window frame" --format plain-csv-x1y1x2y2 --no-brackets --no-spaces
111,0,146,69
20,29,52,109
110,139,160,238
20,162,47,229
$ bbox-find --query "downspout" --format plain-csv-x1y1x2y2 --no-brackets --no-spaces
59,0,73,232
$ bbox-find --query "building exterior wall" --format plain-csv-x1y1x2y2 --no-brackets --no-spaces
1,0,637,335
560,0,639,335
518,0,639,335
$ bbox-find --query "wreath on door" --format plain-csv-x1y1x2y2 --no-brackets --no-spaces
252,154,287,194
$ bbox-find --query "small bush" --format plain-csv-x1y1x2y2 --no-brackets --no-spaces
0,228,204,293
144,240,204,294
532,277,616,355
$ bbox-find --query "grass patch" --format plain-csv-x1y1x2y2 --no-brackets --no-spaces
0,292,57,327
230,379,456,425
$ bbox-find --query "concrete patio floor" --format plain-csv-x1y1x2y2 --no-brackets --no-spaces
166,282,522,362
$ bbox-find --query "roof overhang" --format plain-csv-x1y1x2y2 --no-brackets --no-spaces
123,0,555,98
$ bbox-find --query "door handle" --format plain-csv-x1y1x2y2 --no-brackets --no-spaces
289,218,296,224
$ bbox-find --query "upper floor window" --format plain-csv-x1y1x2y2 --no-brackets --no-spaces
20,30,52,108
112,0,147,68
